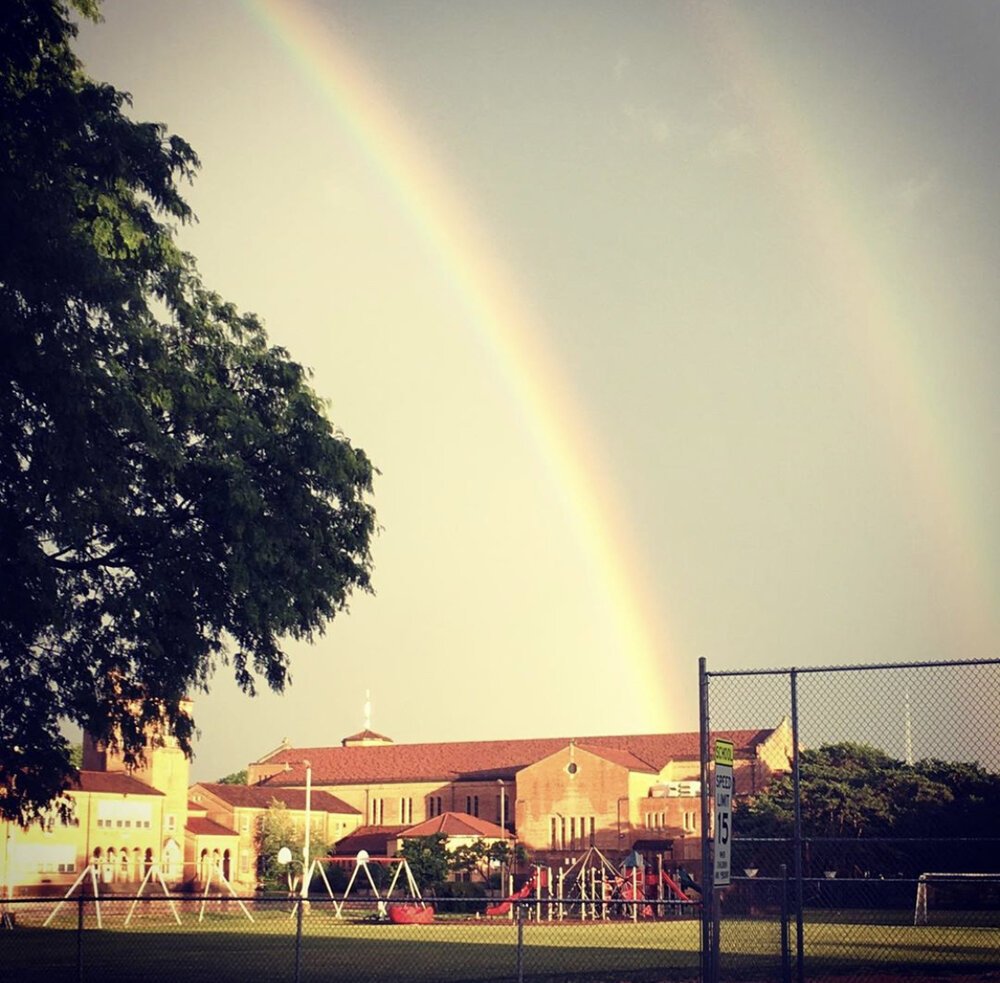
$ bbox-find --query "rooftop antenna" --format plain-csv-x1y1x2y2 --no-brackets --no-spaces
364,688,372,732
903,689,914,766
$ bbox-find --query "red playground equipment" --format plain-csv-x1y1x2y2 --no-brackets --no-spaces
487,848,700,921
485,866,549,916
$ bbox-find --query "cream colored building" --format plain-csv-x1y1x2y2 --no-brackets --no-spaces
250,721,793,864
2,718,791,896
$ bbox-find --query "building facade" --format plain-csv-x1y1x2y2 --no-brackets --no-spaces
2,718,791,896
250,721,793,865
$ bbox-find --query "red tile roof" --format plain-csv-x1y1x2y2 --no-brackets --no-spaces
192,783,359,815
330,826,408,858
575,744,659,773
401,812,508,839
258,728,773,786
73,772,163,796
186,817,237,838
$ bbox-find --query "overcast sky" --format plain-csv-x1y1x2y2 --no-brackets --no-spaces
74,1,999,782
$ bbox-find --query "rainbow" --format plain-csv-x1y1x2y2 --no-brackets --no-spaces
240,2,996,717
241,0,681,729
693,6,998,658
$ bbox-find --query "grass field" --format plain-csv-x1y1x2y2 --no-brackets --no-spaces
2,900,998,982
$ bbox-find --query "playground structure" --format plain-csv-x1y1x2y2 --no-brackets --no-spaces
301,851,431,922
41,860,254,928
486,848,701,921
33,848,697,929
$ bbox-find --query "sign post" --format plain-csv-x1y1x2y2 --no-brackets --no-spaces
713,739,734,887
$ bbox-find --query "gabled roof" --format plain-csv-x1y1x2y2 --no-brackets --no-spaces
331,825,408,857
192,782,360,815
186,817,237,838
72,772,164,796
574,744,659,774
258,728,774,787
401,812,508,839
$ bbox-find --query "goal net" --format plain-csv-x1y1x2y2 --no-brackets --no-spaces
913,872,1000,925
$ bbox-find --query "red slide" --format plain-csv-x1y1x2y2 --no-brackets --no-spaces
485,874,538,916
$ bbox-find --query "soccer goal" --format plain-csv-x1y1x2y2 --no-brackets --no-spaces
913,872,999,925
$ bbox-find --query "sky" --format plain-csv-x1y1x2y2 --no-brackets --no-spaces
73,1,1000,783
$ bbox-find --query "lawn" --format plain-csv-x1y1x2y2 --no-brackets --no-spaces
2,901,997,982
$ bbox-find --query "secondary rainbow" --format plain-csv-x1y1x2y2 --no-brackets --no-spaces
242,0,682,729
694,5,997,658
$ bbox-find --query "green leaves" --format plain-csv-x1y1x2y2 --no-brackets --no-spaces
0,1,376,825
735,742,1000,874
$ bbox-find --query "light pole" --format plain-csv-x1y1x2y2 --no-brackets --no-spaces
497,779,505,833
302,760,311,902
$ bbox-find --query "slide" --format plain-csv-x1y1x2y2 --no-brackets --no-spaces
485,873,538,917
656,870,690,901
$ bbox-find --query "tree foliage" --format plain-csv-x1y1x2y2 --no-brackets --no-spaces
396,834,451,891
449,838,521,885
254,801,302,888
217,769,248,786
0,0,376,825
734,742,1000,875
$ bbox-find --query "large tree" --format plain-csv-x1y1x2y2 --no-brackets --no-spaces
734,743,1000,876
0,0,376,825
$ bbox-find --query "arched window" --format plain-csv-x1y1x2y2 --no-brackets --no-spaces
163,838,181,880
104,848,116,884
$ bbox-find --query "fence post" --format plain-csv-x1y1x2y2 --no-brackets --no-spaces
515,901,524,983
789,669,804,983
780,863,791,983
698,655,714,983
76,893,84,983
293,899,304,983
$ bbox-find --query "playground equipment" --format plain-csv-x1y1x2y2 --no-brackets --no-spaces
486,848,700,922
302,851,432,921
485,866,548,916
41,860,253,928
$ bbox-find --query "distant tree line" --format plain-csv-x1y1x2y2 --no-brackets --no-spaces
733,742,1000,878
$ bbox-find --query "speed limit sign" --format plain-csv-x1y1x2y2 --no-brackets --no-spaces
713,739,734,886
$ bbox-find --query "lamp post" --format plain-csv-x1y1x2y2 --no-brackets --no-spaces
497,779,505,833
302,760,311,903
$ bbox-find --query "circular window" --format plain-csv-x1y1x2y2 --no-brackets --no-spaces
566,762,578,775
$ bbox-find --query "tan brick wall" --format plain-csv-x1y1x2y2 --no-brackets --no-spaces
514,746,633,853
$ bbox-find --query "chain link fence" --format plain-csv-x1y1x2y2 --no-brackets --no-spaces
699,658,1000,983
0,894,706,982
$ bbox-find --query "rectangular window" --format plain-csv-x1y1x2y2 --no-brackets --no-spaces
589,817,595,846
550,817,557,849
569,817,576,847
240,815,250,835
166,814,176,832
473,796,479,817
239,850,250,874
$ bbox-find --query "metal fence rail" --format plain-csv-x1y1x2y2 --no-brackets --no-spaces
699,657,1000,983
0,894,705,983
